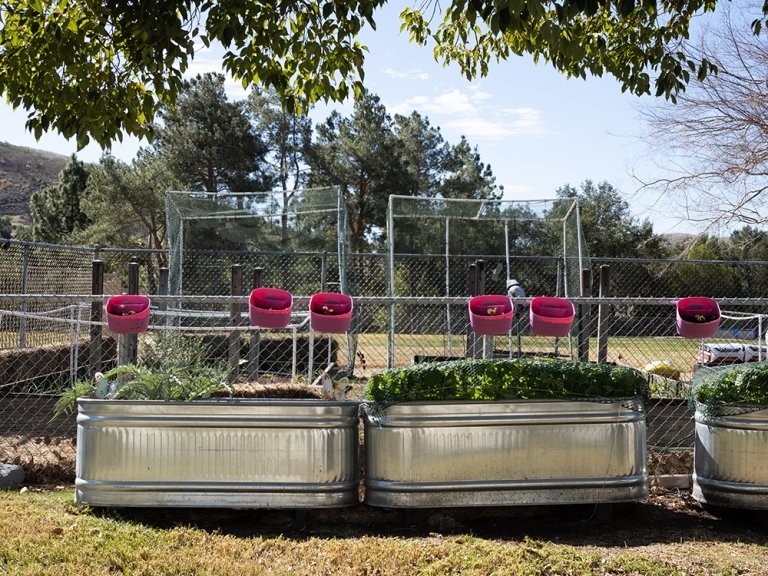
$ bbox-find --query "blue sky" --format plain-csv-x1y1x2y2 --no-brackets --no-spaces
0,4,686,234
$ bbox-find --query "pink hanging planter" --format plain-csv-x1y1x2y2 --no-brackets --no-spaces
529,296,574,337
249,288,293,328
677,297,721,339
310,293,353,333
105,295,151,334
468,295,514,336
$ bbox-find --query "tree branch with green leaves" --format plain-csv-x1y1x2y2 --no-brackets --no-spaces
1,0,760,149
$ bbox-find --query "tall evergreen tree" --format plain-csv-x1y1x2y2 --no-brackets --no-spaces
153,73,270,193
248,87,313,252
308,90,407,252
73,151,180,293
389,112,451,256
394,112,450,198
75,151,177,251
441,137,501,201
550,180,667,259
30,155,90,243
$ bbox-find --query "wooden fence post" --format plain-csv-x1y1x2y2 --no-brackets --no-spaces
229,264,243,382
578,268,592,362
89,259,104,378
597,265,611,364
248,267,264,381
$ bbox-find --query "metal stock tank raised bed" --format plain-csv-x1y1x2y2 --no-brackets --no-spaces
693,403,768,509
691,363,768,510
75,398,360,508
363,399,647,508
362,359,649,508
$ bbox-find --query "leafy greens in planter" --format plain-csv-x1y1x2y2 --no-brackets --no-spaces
692,362,768,406
363,358,647,403
54,363,232,418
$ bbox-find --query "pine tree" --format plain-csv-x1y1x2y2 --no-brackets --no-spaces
30,155,90,243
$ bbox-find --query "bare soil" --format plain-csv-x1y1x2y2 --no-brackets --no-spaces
0,434,76,484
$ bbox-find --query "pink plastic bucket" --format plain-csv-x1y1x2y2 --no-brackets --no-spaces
677,297,720,339
310,293,353,333
529,296,574,337
106,295,150,334
249,288,293,328
468,295,514,336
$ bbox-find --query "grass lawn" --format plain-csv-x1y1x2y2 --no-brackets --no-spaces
1,489,766,575
353,333,702,379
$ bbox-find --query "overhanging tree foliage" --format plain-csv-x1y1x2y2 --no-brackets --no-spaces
0,0,755,148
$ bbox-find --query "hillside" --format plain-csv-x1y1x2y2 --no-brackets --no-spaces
0,142,68,216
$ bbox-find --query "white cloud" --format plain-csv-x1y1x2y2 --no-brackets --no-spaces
389,88,544,140
503,107,544,135
390,89,476,116
183,57,249,100
432,89,477,115
443,118,514,139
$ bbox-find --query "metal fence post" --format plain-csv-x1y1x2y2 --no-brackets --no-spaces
320,252,327,292
89,259,104,378
229,264,243,382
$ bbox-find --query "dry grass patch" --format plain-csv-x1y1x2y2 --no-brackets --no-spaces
1,490,767,576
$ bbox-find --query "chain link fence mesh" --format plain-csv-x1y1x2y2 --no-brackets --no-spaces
3,239,768,482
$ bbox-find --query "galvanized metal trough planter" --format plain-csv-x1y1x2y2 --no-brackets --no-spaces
75,398,360,508
363,399,648,508
693,403,768,510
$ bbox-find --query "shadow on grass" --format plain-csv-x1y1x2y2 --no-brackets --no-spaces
90,489,768,546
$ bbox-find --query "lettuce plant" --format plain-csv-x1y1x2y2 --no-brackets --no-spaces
363,358,647,403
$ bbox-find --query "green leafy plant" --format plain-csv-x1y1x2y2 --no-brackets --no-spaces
692,362,768,406
139,333,213,371
54,363,232,419
54,379,96,419
363,358,647,403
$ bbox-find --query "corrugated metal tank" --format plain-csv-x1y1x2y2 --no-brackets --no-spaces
364,399,648,508
693,405,768,509
76,398,360,508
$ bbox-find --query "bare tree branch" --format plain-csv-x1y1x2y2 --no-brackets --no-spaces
635,1,768,232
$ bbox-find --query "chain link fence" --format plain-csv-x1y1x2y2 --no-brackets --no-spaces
3,239,768,482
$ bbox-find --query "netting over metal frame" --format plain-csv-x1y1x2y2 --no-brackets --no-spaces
166,187,348,295
385,195,589,299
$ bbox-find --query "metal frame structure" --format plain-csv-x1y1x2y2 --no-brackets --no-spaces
165,187,348,296
385,195,586,368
